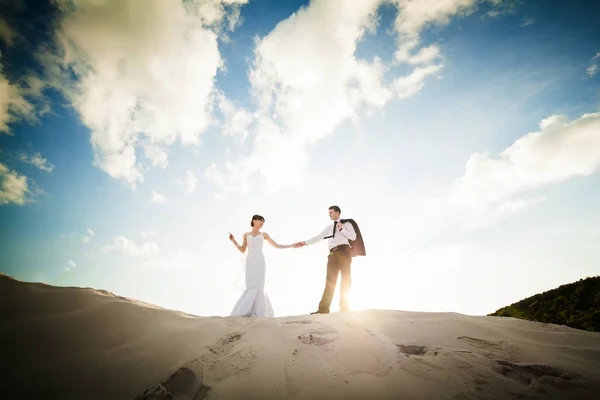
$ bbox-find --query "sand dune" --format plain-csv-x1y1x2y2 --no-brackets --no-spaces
2,273,600,399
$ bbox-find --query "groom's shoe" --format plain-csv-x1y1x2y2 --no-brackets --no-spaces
310,310,329,315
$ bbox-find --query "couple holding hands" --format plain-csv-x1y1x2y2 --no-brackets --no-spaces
228,205,365,317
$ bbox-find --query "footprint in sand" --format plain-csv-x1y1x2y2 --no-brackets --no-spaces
455,336,599,397
284,326,395,396
457,336,509,351
493,360,597,391
295,325,339,347
200,331,257,383
134,359,212,400
297,332,337,346
134,333,254,399
396,344,428,357
457,335,522,363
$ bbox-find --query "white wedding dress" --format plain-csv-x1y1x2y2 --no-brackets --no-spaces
230,233,275,317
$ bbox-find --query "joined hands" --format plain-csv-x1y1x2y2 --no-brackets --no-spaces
292,241,306,248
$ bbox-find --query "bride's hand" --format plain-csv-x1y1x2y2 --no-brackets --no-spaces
228,233,234,241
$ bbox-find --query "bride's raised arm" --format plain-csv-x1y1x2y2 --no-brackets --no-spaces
263,232,292,249
240,233,248,253
229,232,248,253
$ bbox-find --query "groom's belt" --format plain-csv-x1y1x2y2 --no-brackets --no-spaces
329,244,350,252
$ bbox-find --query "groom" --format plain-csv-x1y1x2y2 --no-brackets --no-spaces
294,205,356,314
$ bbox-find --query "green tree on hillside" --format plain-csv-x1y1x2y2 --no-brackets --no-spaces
488,276,600,332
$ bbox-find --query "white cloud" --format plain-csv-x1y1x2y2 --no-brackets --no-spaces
18,152,55,172
151,191,167,204
217,92,253,141
390,0,478,66
177,170,199,193
48,0,248,186
520,18,534,27
395,40,442,65
140,229,158,240
68,259,76,268
446,112,600,220
0,162,30,205
206,0,476,194
186,170,198,193
587,52,600,77
204,158,253,196
100,233,189,269
0,18,19,47
393,63,444,99
0,54,36,134
403,112,600,248
142,143,168,169
83,228,94,243
102,235,160,259
155,248,194,270
390,0,476,37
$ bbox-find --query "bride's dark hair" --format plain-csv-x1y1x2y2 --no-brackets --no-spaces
250,214,265,227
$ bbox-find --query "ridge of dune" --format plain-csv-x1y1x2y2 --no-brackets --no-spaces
0,272,171,310
0,273,200,318
2,273,600,400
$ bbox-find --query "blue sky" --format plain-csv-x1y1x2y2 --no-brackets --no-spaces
1,0,599,317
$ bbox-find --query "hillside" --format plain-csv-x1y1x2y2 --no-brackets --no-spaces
489,276,600,332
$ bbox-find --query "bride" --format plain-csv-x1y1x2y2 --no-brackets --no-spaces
228,214,293,317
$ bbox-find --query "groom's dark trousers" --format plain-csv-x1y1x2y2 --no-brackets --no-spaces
317,244,352,313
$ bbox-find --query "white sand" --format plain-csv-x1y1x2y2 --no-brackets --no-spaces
2,273,600,400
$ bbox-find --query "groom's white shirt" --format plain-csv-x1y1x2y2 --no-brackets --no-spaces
305,220,357,250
